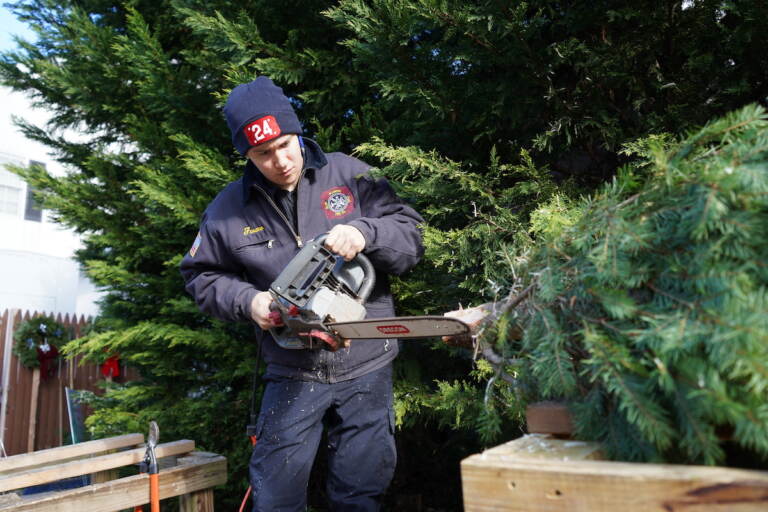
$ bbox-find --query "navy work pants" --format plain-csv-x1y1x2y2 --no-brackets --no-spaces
249,364,396,511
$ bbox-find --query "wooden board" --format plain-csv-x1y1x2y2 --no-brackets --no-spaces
462,435,768,511
0,452,227,512
0,439,194,492
0,433,144,474
477,434,603,461
526,402,574,436
0,308,16,452
27,368,40,453
179,488,215,512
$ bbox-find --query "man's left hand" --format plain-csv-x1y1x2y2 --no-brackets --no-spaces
325,224,366,261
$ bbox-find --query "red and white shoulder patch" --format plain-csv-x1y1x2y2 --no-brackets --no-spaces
321,186,355,219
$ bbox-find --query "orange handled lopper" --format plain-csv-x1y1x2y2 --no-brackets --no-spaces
135,421,160,512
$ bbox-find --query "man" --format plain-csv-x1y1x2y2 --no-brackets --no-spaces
180,76,424,511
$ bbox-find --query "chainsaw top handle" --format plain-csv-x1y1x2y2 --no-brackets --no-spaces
355,253,375,302
314,233,375,302
270,233,376,306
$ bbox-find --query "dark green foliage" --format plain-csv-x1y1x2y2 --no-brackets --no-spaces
359,141,558,307
326,0,768,180
2,0,768,509
499,105,768,464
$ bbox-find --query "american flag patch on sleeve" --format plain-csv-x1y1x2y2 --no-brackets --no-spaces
189,232,202,257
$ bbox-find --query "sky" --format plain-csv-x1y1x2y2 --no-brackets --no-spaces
0,7,101,317
0,4,67,175
0,4,35,53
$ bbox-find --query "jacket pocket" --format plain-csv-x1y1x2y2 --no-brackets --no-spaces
234,235,279,276
234,237,275,253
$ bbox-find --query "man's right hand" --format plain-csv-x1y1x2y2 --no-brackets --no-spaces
250,291,277,330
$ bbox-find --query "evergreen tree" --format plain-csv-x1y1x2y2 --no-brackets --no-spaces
2,0,767,509
0,0,358,506
487,104,768,465
327,0,768,179
322,0,768,311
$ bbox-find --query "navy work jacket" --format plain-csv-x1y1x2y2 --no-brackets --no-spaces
180,139,424,382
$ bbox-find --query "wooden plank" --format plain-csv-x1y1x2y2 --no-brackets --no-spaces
179,489,215,512
481,434,603,461
35,356,63,450
0,452,227,512
0,308,17,453
526,402,575,436
0,433,144,474
461,436,768,511
91,448,119,485
58,367,63,447
27,367,40,453
0,492,21,508
6,310,27,456
91,468,119,485
0,439,194,492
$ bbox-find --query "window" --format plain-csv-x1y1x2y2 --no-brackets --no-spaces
24,161,45,222
0,184,21,215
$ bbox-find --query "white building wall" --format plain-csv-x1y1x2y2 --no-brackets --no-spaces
0,86,102,318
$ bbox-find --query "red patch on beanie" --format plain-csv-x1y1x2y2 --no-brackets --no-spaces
244,115,282,146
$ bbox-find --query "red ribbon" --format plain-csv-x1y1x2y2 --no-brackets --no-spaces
101,355,121,378
36,344,60,381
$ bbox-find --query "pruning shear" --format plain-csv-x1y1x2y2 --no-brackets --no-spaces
135,421,160,512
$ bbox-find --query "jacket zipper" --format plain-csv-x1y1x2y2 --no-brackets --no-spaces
252,183,304,248
253,168,334,381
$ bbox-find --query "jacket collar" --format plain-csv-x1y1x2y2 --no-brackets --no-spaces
242,137,328,204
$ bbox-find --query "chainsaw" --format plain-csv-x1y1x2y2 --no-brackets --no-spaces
267,233,470,351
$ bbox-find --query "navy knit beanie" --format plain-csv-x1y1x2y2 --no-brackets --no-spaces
223,77,303,156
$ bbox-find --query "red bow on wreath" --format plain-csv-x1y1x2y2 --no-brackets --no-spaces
101,355,121,378
36,343,60,381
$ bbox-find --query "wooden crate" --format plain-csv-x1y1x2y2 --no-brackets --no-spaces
0,433,227,511
461,434,768,511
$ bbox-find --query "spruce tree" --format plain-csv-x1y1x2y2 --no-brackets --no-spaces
485,104,768,465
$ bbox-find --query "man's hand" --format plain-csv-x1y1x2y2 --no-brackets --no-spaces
250,291,276,330
325,224,366,261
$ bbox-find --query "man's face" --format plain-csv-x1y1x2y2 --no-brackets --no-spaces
247,134,304,191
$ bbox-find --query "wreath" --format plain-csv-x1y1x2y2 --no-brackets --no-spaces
13,316,69,377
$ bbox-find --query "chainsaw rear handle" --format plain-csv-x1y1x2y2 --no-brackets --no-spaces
268,306,284,327
268,301,296,327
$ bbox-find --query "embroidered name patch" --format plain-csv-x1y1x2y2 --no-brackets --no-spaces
244,115,281,146
189,232,202,257
321,186,355,219
243,226,265,236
